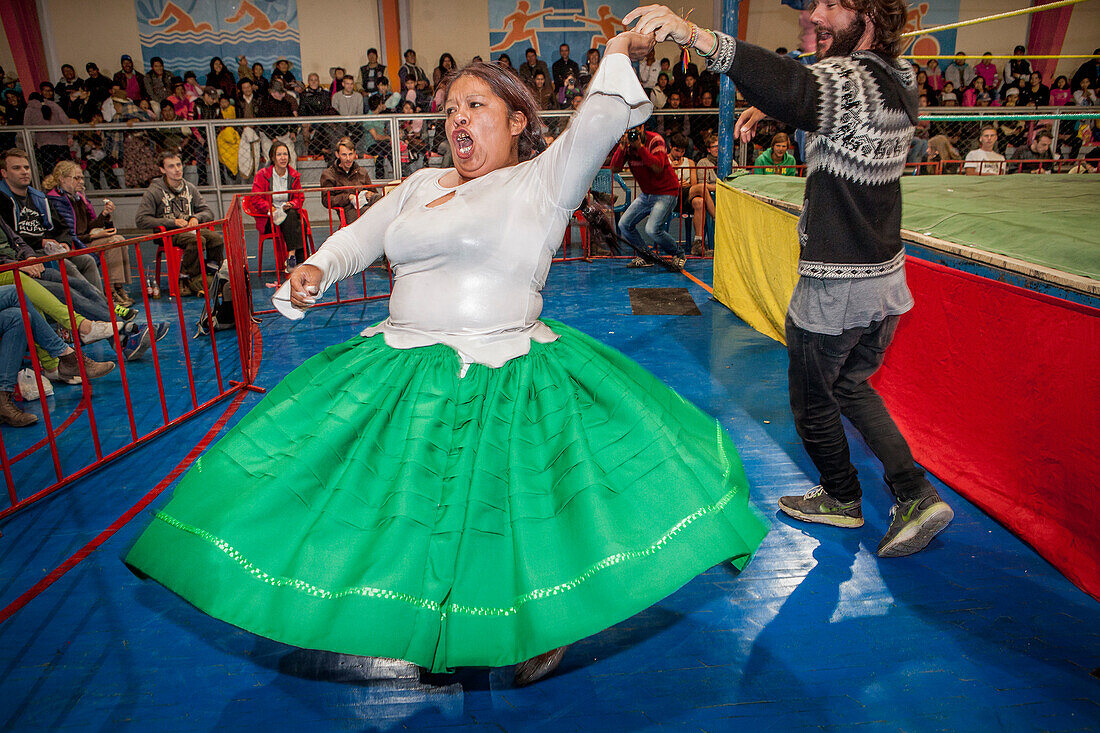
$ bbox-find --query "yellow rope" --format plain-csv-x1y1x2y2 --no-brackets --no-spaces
903,54,1096,60
901,0,1092,38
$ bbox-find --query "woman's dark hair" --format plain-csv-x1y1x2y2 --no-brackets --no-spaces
437,53,456,73
497,53,513,68
210,57,224,74
1054,75,1068,89
268,140,291,165
441,62,546,162
833,0,908,58
150,56,164,69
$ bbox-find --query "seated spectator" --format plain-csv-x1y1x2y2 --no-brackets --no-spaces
649,73,669,109
135,150,225,296
271,59,297,90
250,140,306,271
552,43,580,94
661,92,688,139
0,215,116,352
667,133,695,221
193,85,221,120
0,287,114,427
363,93,393,179
1009,129,1054,173
1,89,24,126
258,79,297,118
940,91,958,107
0,149,121,322
299,73,337,159
360,49,386,96
376,77,402,110
924,59,944,92
557,74,580,108
332,75,364,116
1050,76,1072,106
113,54,147,103
1003,46,1031,90
75,117,117,189
579,48,601,88
165,78,194,118
216,97,241,184
23,93,72,176
328,66,347,96
531,71,554,110
1074,77,1098,106
157,105,209,186
962,76,990,107
241,60,269,97
237,78,260,119
692,90,718,152
55,64,83,108
44,161,133,305
1019,72,1049,107
84,63,113,109
400,74,426,112
975,52,999,90
144,57,171,115
434,53,458,89
680,73,701,107
928,132,962,173
182,71,203,103
497,54,516,73
689,135,719,255
755,132,798,175
964,125,1006,175
518,48,550,90
319,137,377,224
398,49,430,94
399,99,427,167
945,53,974,91
1071,49,1100,96
206,57,237,101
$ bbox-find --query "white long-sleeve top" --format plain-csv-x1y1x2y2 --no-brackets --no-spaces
274,53,651,368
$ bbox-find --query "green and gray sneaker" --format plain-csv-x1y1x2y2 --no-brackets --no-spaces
877,494,954,557
778,486,864,528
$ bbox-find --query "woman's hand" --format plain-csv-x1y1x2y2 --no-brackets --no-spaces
102,199,115,215
287,264,323,309
605,31,656,63
622,5,693,45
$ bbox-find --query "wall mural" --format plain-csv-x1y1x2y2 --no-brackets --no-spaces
135,0,301,78
488,1,636,63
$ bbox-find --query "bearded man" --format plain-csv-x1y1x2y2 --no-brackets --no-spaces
625,2,953,557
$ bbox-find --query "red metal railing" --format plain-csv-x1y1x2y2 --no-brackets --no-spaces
0,210,260,519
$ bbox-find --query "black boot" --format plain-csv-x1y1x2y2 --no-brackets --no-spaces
513,645,569,686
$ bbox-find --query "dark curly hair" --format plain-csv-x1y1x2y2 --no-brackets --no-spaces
441,62,546,162
832,0,909,59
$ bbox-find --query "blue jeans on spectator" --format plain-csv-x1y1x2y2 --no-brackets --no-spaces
619,193,683,258
0,285,69,392
35,266,112,322
785,314,933,505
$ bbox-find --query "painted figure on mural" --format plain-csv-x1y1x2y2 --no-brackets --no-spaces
490,1,557,54
573,5,626,48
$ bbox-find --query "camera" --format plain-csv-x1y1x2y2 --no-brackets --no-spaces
626,128,642,143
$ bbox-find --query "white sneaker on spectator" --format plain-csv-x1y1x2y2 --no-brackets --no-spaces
79,320,115,345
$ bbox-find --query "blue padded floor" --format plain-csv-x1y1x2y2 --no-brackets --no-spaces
0,254,1097,732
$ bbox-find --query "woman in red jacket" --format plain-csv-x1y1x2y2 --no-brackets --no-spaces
250,140,306,270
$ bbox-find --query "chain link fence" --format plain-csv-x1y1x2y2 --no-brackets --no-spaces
6,106,1099,228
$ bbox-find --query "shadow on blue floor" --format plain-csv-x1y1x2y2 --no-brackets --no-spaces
1,258,1097,732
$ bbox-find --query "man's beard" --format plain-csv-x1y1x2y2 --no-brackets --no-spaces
816,14,867,59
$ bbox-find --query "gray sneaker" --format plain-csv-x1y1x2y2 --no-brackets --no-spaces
627,256,653,268
877,494,953,557
672,255,687,269
778,485,864,528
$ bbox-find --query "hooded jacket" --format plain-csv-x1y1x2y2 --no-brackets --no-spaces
0,180,75,251
135,176,215,231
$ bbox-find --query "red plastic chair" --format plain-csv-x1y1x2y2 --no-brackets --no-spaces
242,197,316,284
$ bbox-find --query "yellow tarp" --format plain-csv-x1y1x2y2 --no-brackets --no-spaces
713,181,800,344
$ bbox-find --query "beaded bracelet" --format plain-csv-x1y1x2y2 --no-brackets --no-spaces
699,29,720,58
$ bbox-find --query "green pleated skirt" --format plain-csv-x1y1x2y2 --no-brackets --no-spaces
126,320,767,673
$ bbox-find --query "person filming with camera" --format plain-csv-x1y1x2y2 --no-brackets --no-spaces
609,124,685,268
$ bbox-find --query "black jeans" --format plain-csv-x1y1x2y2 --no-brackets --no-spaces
785,314,932,504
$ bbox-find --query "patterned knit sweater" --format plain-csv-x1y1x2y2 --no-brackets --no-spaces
707,34,917,279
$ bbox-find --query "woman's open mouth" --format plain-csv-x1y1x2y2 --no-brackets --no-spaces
453,130,475,159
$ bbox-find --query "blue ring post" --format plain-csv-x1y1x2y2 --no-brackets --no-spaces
717,0,740,179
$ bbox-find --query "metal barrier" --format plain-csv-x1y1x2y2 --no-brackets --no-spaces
0,212,259,519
